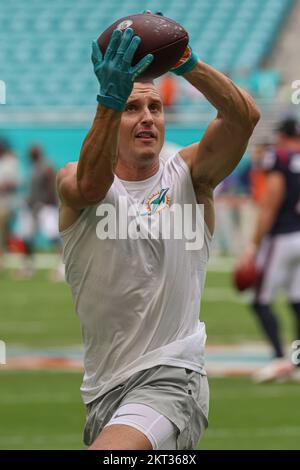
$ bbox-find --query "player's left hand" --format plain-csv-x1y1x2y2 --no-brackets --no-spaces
91,29,153,111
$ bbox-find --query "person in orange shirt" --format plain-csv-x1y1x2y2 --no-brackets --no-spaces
250,142,271,204
158,73,178,109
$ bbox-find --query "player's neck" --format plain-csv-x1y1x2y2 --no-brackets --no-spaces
115,157,160,182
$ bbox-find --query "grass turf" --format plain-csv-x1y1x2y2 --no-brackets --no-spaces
0,371,299,450
0,264,299,449
0,268,296,348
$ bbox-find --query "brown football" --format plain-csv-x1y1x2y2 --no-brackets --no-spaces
97,13,189,79
233,262,261,292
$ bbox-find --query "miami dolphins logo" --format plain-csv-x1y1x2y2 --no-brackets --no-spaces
117,20,133,30
141,188,170,216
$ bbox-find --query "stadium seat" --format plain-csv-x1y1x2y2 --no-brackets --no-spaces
0,0,294,107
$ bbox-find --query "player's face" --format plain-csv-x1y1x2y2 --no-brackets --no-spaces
118,82,165,162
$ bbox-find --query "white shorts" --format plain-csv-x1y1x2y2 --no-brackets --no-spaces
104,403,177,450
37,205,59,239
16,204,59,241
255,231,300,304
84,365,209,450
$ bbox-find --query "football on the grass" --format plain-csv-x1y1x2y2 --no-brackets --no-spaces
97,13,189,79
233,262,261,292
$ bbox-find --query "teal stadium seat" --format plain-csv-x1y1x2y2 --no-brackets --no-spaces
0,0,294,107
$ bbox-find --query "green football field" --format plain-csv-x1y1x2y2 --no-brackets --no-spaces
0,372,299,450
0,260,299,450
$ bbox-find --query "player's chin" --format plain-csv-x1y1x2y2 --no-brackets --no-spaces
135,145,158,160
135,138,159,153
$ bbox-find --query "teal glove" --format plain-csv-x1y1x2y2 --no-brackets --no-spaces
170,45,198,75
92,28,153,111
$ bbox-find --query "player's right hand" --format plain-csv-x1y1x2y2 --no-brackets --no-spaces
236,243,258,269
92,28,153,111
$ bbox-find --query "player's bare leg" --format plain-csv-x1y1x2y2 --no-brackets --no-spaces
88,424,152,450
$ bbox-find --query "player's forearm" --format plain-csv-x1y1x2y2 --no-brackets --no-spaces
252,207,276,247
77,105,121,202
183,61,260,131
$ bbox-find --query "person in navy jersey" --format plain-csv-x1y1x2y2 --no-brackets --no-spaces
239,117,300,382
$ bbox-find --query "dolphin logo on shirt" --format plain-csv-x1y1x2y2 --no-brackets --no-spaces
141,188,170,216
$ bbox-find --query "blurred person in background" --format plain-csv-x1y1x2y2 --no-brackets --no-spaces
213,173,240,255
238,117,300,382
234,140,274,252
232,154,254,254
0,138,18,271
248,140,273,206
213,154,253,256
157,73,178,112
16,144,64,280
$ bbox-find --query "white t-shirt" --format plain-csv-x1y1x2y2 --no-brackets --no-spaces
60,153,212,404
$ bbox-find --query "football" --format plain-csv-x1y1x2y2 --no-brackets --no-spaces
233,262,261,292
97,13,189,79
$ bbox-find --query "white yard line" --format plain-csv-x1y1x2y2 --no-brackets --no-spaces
3,254,235,271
